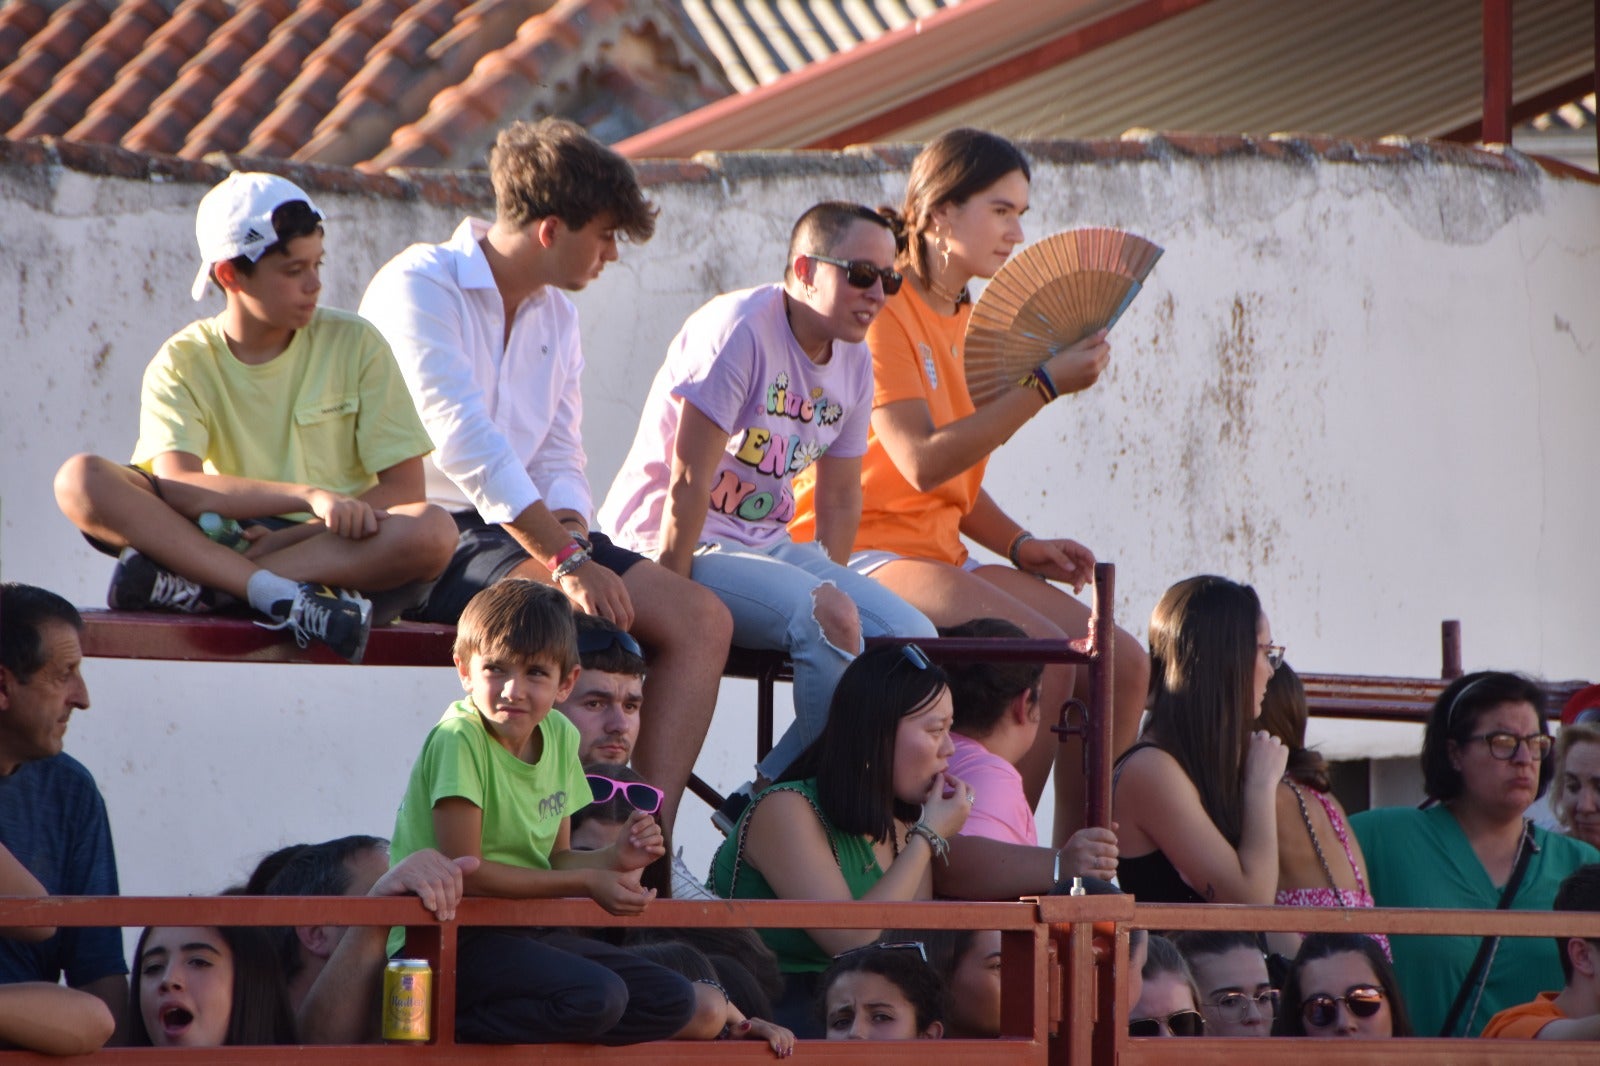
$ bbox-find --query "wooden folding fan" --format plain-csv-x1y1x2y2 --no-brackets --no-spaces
963,227,1163,407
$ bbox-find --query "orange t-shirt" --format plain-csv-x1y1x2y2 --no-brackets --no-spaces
790,285,983,566
1481,991,1564,1038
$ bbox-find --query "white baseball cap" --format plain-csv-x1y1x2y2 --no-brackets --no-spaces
190,172,323,301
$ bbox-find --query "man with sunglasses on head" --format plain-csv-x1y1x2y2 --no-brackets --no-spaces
600,201,936,784
558,614,646,768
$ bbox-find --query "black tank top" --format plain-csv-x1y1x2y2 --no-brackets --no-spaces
1113,742,1205,904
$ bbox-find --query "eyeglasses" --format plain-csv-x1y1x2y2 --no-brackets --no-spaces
1466,731,1552,761
1259,643,1285,671
1302,985,1386,1028
1209,988,1279,1022
808,254,904,295
831,940,928,964
1128,1009,1206,1037
584,774,663,814
577,627,643,659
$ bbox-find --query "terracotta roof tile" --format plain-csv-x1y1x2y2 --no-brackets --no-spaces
9,0,167,141
64,0,231,146
240,0,409,160
369,0,630,172
181,0,364,158
0,2,50,68
0,0,108,125
291,0,493,167
123,0,298,156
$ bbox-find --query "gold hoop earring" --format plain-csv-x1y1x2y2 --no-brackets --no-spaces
934,232,950,271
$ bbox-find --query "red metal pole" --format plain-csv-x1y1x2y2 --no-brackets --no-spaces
1087,563,1116,829
1483,0,1513,144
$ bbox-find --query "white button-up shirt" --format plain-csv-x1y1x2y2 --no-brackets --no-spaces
360,218,591,526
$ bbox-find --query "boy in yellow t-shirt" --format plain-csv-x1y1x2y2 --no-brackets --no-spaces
53,173,457,662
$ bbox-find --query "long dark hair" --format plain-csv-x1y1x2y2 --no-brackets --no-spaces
1272,933,1412,1037
1257,662,1329,791
1146,575,1263,844
784,644,949,844
881,128,1031,288
131,925,296,1046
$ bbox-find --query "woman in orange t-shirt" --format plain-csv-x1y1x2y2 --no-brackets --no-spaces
791,128,1149,841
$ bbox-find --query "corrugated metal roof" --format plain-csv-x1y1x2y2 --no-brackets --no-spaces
674,0,959,90
620,0,1596,156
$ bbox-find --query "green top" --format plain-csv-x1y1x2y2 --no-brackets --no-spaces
709,778,884,974
1351,803,1600,1036
388,701,588,955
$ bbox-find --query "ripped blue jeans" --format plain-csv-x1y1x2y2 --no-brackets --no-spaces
691,536,936,779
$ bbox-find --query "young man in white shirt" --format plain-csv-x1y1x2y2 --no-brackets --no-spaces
360,119,731,860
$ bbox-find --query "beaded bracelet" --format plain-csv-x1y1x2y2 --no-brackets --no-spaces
1007,531,1035,569
909,821,950,865
546,540,584,573
551,547,590,580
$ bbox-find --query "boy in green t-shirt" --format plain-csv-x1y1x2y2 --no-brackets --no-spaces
389,579,697,1043
53,172,458,663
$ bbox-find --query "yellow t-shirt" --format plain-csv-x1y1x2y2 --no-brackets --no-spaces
791,285,983,566
132,308,433,500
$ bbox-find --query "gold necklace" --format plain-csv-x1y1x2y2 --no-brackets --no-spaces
923,275,968,309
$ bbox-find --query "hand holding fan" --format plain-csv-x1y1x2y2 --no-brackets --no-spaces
963,227,1163,407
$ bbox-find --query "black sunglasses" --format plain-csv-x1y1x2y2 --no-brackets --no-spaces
576,627,643,660
831,940,928,964
808,254,903,295
585,774,663,814
1302,985,1385,1028
1128,1009,1206,1037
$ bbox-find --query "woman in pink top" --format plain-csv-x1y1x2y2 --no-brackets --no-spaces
1257,663,1386,956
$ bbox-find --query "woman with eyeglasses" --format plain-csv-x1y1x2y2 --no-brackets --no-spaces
1351,671,1600,1036
786,127,1150,844
710,644,971,1035
599,201,936,785
1272,933,1412,1038
1129,936,1206,1038
1256,663,1386,958
1111,575,1289,904
1550,685,1600,851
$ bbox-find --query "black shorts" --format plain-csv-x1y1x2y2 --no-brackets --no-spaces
407,511,646,624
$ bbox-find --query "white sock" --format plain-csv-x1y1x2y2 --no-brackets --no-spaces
247,570,302,618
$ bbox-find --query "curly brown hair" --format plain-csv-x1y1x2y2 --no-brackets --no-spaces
488,118,657,242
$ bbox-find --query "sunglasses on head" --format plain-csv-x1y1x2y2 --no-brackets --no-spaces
808,254,903,295
1570,707,1600,726
1128,1009,1206,1037
576,627,643,660
831,940,928,964
1301,984,1385,1028
894,643,932,672
584,774,662,814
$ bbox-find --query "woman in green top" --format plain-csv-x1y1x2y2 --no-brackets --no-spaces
1351,671,1600,1037
711,642,973,1034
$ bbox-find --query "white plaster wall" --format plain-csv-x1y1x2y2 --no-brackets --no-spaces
0,146,1596,912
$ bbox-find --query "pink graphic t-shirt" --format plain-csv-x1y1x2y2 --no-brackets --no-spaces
948,733,1038,847
601,285,873,554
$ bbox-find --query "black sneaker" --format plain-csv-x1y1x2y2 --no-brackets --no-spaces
107,548,220,613
257,584,372,664
711,781,755,836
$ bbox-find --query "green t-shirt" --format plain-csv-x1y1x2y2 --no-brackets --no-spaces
1350,804,1600,1036
133,308,433,501
388,701,588,955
